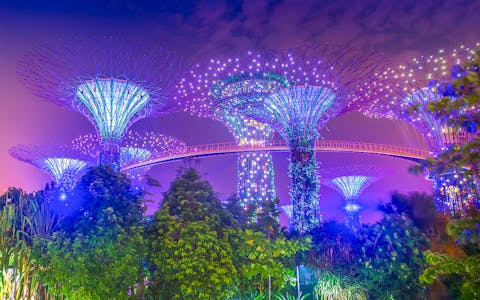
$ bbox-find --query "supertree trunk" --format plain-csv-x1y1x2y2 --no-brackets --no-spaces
237,152,276,220
289,144,320,233
344,199,360,232
100,140,121,170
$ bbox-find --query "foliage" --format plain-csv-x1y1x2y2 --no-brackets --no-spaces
307,221,356,274
420,213,480,299
33,166,146,299
0,191,38,299
150,208,237,299
411,46,480,199
313,271,367,300
148,168,237,299
274,291,310,300
225,195,285,239
354,214,429,299
228,228,310,294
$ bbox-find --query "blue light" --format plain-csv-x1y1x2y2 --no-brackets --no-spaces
43,158,88,190
59,192,67,201
75,79,150,142
331,176,371,200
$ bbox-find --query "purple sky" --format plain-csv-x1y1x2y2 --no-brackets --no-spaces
1,0,479,223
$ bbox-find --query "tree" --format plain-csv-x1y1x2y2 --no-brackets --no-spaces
225,195,285,239
228,229,310,295
33,166,146,299
148,168,237,299
307,221,357,274
420,212,480,299
354,214,430,299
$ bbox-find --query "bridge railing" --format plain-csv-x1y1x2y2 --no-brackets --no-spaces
161,140,430,159
124,140,430,171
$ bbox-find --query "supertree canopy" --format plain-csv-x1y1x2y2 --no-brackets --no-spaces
9,144,92,192
176,51,288,220
323,165,390,231
18,37,182,168
228,46,379,233
73,130,186,186
359,43,480,216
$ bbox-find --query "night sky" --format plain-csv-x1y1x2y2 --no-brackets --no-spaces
1,0,479,223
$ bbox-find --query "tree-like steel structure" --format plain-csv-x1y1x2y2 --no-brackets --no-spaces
18,37,182,169
176,51,286,220
360,43,479,216
323,165,391,231
73,130,186,187
220,46,380,233
9,144,92,192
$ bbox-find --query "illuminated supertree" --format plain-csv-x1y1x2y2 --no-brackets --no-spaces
323,165,390,231
18,37,182,169
176,51,287,220
9,144,92,194
73,130,186,187
360,43,480,216
222,46,379,233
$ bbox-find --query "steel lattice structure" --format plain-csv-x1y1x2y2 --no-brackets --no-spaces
360,42,480,216
176,51,286,219
18,36,182,168
224,46,380,233
323,165,391,231
9,144,92,191
73,130,186,187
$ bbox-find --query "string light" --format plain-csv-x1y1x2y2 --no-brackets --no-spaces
17,37,182,168
359,42,480,216
9,144,92,191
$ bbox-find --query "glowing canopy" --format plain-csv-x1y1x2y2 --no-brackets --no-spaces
9,145,91,190
76,79,151,141
331,176,373,200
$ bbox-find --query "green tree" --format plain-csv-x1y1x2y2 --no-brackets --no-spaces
33,166,146,299
354,214,429,299
420,213,480,299
228,229,310,295
148,168,237,299
225,195,285,239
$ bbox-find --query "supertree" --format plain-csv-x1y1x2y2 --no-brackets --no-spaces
212,46,379,233
18,37,182,169
72,130,186,187
176,51,287,221
9,144,92,194
323,165,391,231
360,43,480,216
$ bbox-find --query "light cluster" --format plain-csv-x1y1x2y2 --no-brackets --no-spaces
177,51,285,220
178,46,382,233
323,165,390,231
237,47,379,233
18,36,182,167
359,42,479,216
9,144,91,191
330,176,373,200
281,204,293,219
73,130,186,186
75,78,151,142
429,170,479,217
